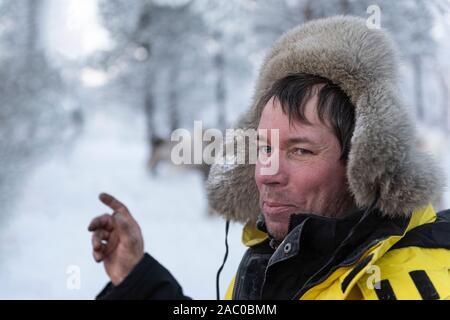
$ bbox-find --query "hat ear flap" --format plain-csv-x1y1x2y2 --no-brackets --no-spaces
347,84,444,216
206,111,261,223
207,163,259,223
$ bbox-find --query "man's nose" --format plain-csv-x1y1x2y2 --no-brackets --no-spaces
257,161,288,186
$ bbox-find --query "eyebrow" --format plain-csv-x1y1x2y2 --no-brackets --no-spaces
257,134,317,145
257,134,268,143
285,136,317,145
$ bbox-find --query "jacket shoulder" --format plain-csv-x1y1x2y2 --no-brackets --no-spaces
356,211,450,300
357,246,450,300
390,209,450,250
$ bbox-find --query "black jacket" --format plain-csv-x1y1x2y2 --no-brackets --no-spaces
97,253,190,300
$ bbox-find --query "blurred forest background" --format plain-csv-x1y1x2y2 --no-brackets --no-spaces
0,0,449,299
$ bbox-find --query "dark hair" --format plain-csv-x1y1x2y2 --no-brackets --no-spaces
258,74,356,162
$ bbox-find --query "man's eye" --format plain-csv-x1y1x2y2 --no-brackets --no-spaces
293,148,312,156
258,146,272,155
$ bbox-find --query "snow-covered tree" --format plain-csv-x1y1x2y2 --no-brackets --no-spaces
0,0,71,214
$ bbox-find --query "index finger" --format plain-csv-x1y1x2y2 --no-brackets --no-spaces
99,193,129,214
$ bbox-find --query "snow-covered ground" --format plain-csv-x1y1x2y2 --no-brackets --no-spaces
0,105,246,299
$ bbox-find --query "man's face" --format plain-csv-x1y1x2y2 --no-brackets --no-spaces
255,93,354,241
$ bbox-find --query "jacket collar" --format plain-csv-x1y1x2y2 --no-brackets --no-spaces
238,203,437,299
242,203,437,249
298,203,437,299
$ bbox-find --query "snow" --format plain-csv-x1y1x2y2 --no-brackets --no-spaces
0,105,246,299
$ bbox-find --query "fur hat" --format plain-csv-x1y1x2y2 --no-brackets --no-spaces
206,16,444,223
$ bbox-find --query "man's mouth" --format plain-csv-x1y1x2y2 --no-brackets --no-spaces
262,201,298,216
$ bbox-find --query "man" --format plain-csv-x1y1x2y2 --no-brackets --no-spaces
88,16,450,300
